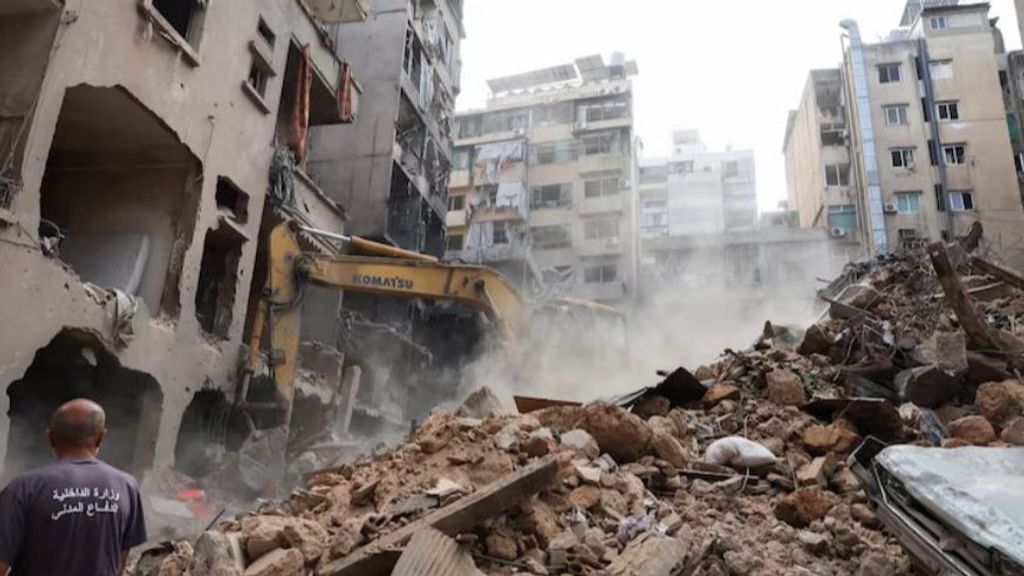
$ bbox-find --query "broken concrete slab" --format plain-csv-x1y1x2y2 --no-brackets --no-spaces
578,403,652,463
765,369,807,407
392,527,484,576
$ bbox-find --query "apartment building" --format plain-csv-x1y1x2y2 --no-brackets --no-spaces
785,2,1024,266
0,0,365,480
309,0,464,258
446,55,640,305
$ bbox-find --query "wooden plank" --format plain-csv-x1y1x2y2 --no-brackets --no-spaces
320,455,559,576
927,242,1001,352
972,256,1024,291
392,527,484,576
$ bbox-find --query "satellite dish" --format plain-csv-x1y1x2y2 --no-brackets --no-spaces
305,0,369,24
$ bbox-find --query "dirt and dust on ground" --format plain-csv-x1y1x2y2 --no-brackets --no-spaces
129,227,1024,576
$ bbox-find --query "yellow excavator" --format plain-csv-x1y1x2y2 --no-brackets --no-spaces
231,222,627,485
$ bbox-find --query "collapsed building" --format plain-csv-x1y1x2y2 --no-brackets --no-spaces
0,0,368,482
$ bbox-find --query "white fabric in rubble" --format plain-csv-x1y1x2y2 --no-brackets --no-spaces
704,436,777,468
112,288,138,347
876,446,1024,566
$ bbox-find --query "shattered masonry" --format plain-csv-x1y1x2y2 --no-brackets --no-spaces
0,0,357,480
134,232,1024,575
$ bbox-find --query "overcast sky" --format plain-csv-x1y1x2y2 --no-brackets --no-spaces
455,0,1023,210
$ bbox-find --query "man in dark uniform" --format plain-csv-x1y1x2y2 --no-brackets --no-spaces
0,399,147,575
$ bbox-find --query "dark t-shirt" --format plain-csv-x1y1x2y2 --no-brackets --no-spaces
0,458,147,576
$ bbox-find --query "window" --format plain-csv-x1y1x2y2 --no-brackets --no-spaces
641,200,668,236
447,234,464,251
828,205,858,232
928,140,938,166
936,101,960,122
935,185,947,212
671,160,694,174
578,98,630,123
245,39,275,104
895,192,921,214
1015,153,1024,174
943,144,966,165
151,0,206,48
257,17,276,47
531,103,574,127
824,163,850,186
584,263,619,284
452,149,471,171
584,219,619,240
878,64,901,84
481,110,528,135
247,62,270,99
929,60,954,80
530,141,577,165
899,229,923,249
884,105,909,126
530,184,573,210
724,161,739,177
584,178,620,199
930,16,948,30
448,195,465,212
820,123,846,146
891,148,915,168
921,98,931,123
492,222,510,245
531,225,572,250
215,177,249,223
581,132,618,156
950,191,974,212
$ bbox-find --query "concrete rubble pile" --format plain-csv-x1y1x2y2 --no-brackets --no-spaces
132,230,1024,576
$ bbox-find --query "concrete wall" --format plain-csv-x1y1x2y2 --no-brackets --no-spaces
0,0,345,479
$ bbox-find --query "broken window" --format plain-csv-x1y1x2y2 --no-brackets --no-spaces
890,148,915,168
216,177,249,223
39,85,201,317
194,223,246,339
151,0,207,49
824,163,850,187
531,225,572,250
5,330,163,477
878,64,901,84
530,183,573,209
584,178,620,199
583,263,618,284
936,101,960,121
883,104,909,126
943,144,966,165
584,219,619,241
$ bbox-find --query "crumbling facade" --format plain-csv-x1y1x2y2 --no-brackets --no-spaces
785,2,1024,267
447,54,640,304
0,0,361,481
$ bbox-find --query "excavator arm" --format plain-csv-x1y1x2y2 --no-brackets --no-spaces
241,223,529,424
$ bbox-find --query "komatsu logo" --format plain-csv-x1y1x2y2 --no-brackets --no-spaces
353,275,414,290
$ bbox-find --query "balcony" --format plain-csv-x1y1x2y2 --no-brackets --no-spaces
578,281,627,302
577,237,624,257
579,153,628,175
449,240,532,264
572,116,633,134
580,194,625,215
446,209,467,228
288,170,347,233
450,169,471,188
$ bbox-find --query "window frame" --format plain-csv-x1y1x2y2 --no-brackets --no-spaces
890,148,915,169
949,191,975,212
584,178,621,199
883,104,909,126
878,64,902,84
936,101,960,122
824,163,850,187
139,0,207,66
942,144,966,166
583,219,620,241
930,16,949,30
929,60,954,80
530,225,572,250
894,192,922,214
530,183,574,210
583,263,619,284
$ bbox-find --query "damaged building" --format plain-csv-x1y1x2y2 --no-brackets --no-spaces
0,0,366,482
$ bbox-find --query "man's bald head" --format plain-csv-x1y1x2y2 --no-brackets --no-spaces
48,399,106,454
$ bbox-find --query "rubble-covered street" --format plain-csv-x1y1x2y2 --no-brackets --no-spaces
131,230,1024,575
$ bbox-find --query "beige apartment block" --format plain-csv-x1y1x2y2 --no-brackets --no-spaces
0,0,363,481
786,2,1024,266
446,55,639,305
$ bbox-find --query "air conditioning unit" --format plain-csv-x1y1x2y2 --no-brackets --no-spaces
830,227,848,239
883,202,899,214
